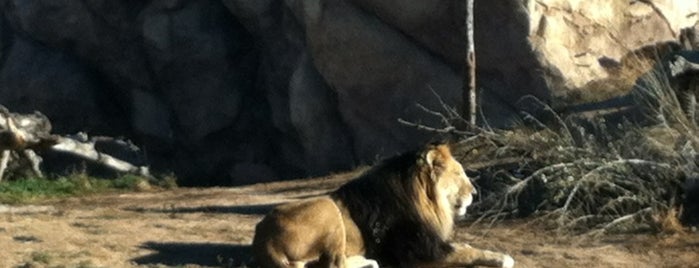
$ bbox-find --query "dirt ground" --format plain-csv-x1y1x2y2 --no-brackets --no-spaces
1,171,698,268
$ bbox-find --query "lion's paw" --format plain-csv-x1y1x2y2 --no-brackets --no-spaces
502,254,515,268
346,255,379,268
362,259,379,268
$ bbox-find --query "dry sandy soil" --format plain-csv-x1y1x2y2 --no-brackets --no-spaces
1,171,698,268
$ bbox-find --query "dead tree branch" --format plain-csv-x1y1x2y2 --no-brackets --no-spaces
397,118,469,135
52,136,150,177
0,106,58,151
0,105,151,180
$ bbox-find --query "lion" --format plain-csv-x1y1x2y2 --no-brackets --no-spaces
252,143,514,268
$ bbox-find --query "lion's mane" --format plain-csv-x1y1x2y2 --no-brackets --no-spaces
330,147,456,266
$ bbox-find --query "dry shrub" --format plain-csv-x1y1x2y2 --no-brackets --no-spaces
458,123,686,235
407,70,696,235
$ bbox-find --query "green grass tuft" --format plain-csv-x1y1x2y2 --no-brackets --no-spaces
30,251,52,264
0,173,163,204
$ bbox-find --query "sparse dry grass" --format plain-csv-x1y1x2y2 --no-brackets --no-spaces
653,207,686,234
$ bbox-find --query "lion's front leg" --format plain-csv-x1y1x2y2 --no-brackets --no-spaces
420,243,514,268
446,243,514,268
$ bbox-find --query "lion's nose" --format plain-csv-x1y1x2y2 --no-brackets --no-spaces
472,188,477,195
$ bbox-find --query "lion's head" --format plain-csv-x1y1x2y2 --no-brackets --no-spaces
427,144,476,217
415,143,476,238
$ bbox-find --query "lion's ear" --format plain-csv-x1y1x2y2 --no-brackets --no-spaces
425,149,437,167
425,147,446,181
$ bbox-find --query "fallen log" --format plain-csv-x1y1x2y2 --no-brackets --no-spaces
0,105,150,181
52,135,150,177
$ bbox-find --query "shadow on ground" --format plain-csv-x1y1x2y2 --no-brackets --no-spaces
268,184,337,194
123,203,282,215
122,192,328,215
132,241,253,267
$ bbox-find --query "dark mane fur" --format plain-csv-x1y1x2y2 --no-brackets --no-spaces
330,149,454,266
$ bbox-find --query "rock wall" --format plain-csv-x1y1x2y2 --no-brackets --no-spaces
0,0,695,185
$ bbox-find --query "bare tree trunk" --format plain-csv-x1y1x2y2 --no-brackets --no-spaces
463,0,477,126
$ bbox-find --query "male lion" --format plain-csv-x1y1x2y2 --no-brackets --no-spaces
252,143,514,268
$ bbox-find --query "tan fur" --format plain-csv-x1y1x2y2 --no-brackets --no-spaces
252,144,513,268
252,197,357,268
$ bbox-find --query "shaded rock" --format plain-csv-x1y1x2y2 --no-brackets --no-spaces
129,90,173,145
288,53,355,175
225,0,353,177
229,162,278,185
346,0,465,65
3,0,152,100
141,0,251,142
0,36,117,135
290,0,462,160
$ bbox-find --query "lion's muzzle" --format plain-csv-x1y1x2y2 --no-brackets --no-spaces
455,194,473,219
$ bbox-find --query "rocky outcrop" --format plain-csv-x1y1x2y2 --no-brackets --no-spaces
0,0,695,185
528,0,699,101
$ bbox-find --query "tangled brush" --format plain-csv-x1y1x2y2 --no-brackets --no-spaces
405,69,696,235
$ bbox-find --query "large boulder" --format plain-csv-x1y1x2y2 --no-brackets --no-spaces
527,0,699,101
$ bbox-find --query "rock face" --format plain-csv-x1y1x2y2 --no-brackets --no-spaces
0,0,695,185
528,0,699,101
